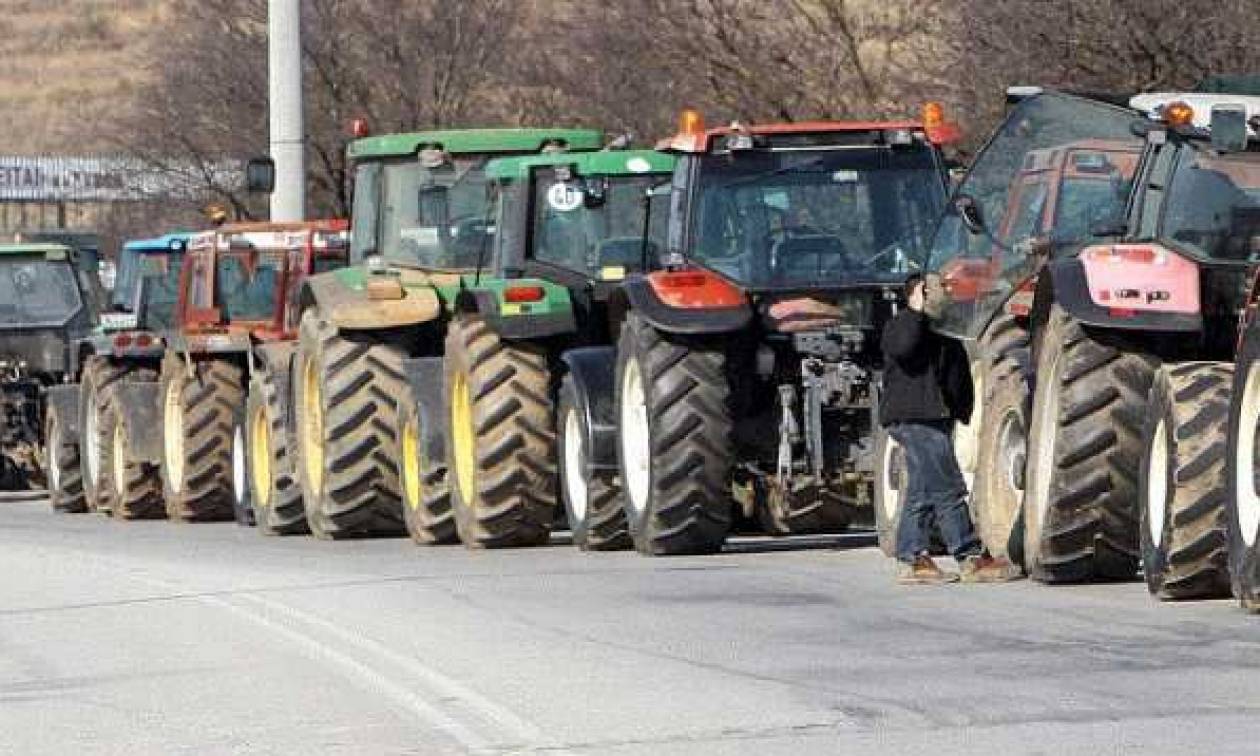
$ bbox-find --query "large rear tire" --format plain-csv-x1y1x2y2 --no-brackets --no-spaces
615,313,732,555
558,375,629,551
445,317,557,548
1139,362,1232,600
45,403,85,513
1023,304,1156,582
398,399,455,545
246,360,306,535
160,355,243,522
1226,326,1260,611
293,311,405,539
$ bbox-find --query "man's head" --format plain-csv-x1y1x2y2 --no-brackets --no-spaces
904,272,947,319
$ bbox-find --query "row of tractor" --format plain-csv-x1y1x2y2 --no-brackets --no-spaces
6,84,1260,611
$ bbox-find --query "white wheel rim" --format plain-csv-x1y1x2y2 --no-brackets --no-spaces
112,421,127,497
48,419,61,490
563,406,589,523
880,435,902,521
232,425,247,506
1236,362,1260,547
85,389,100,485
998,407,1027,497
164,379,184,493
1146,417,1169,548
620,357,651,520
1028,351,1063,534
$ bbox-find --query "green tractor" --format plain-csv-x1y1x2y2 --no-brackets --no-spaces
427,148,675,549
286,128,603,540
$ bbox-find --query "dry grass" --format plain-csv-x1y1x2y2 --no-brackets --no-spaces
0,0,166,154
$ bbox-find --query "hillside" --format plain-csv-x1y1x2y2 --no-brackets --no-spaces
0,0,164,155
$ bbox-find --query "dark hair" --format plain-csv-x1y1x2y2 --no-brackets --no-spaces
903,272,924,300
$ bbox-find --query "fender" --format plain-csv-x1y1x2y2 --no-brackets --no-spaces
44,384,80,444
304,267,443,330
1047,250,1201,332
560,346,618,473
623,270,752,335
457,278,577,340
402,356,446,469
111,380,163,463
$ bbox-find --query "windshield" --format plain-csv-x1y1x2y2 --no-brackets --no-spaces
532,174,668,278
381,157,493,269
1162,147,1260,262
686,146,944,288
137,254,183,329
926,93,1143,338
0,257,82,328
218,252,283,321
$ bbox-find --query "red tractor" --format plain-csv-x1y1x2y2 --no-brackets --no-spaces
927,89,1260,590
560,108,958,555
108,221,349,527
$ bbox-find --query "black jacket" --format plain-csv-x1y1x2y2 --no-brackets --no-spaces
879,310,973,426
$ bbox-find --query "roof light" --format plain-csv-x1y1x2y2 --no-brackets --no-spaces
678,108,705,137
922,102,945,129
1162,101,1195,128
350,118,371,138
418,148,450,169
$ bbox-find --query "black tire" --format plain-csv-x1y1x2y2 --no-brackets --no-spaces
79,356,131,514
104,395,165,520
445,316,557,548
398,398,455,545
1023,304,1157,583
45,402,85,513
246,360,306,535
1227,326,1260,611
558,375,629,551
873,422,904,557
971,313,1031,561
614,313,732,555
293,311,405,539
229,410,254,526
1139,363,1232,600
159,355,243,522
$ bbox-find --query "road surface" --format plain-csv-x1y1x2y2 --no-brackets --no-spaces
2,493,1258,755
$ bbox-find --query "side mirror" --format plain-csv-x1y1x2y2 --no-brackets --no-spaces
245,157,275,194
1211,105,1249,153
952,194,985,235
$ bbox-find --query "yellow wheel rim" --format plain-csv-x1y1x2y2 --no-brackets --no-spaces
112,421,127,498
163,378,184,493
250,402,272,509
402,414,421,510
301,355,324,494
450,371,476,502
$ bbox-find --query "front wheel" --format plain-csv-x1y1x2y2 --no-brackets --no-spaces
1139,363,1232,600
615,313,732,555
558,375,628,551
160,355,243,522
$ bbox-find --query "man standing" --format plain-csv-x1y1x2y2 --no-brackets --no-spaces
881,273,1019,584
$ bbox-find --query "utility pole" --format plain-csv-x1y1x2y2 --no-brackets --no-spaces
268,0,305,221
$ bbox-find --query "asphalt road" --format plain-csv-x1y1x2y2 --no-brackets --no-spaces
2,493,1259,755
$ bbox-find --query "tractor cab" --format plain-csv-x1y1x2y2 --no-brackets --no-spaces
176,221,349,345
346,128,605,272
928,89,1260,344
480,149,675,341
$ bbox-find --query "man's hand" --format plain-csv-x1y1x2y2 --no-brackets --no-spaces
907,280,925,312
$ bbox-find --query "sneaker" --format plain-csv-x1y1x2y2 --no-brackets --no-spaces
959,554,1022,583
897,555,958,585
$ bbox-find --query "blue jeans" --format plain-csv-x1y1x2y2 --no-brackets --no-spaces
889,420,982,563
